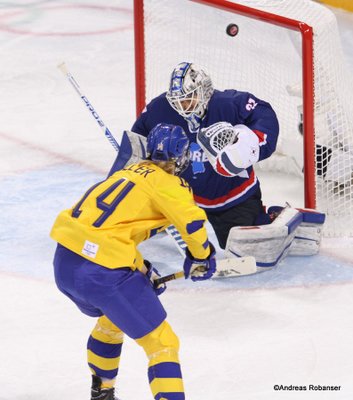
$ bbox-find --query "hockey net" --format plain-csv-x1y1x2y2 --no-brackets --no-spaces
134,0,353,237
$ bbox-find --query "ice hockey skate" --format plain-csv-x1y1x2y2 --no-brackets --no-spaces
91,376,120,400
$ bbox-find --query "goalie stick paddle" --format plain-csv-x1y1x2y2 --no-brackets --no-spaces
154,256,257,287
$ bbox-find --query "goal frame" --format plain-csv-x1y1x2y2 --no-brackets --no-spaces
133,0,316,209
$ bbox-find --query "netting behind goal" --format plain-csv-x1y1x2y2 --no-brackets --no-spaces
134,0,353,237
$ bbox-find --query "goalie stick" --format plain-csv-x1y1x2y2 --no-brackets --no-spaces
154,256,257,287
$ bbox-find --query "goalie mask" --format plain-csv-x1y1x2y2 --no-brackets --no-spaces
166,62,214,119
147,123,190,175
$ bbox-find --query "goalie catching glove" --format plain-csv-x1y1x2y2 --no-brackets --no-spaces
144,260,167,295
183,242,217,281
197,121,260,177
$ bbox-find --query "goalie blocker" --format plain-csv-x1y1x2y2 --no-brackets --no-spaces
225,206,326,270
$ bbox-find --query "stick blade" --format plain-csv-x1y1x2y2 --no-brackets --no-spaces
213,256,257,278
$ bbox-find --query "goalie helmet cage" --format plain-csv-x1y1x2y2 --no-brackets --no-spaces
133,0,353,237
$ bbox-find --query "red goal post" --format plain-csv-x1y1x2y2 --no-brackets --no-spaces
133,0,353,237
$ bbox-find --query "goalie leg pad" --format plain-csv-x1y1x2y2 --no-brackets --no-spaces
108,131,147,175
288,208,325,256
108,130,133,175
289,224,324,256
225,207,302,269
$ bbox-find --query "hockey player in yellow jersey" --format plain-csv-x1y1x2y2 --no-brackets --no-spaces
50,123,216,400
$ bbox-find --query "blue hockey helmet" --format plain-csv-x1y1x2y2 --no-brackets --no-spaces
147,123,190,175
166,62,214,119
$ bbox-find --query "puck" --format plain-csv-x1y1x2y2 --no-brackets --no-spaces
226,23,239,37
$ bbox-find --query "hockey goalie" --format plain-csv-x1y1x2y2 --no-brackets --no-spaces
108,59,326,273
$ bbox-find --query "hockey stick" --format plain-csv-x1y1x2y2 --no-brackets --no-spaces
58,62,187,255
154,256,257,287
57,62,121,152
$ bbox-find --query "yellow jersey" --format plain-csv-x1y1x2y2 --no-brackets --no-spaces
50,162,211,270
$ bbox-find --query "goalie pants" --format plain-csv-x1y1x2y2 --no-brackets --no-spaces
206,186,263,249
53,244,185,399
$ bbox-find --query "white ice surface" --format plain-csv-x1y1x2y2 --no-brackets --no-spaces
1,1,353,399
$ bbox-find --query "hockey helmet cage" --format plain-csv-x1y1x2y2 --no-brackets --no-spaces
147,123,190,175
166,62,214,119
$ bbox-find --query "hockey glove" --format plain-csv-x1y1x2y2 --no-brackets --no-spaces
197,122,260,177
144,260,167,296
183,243,216,281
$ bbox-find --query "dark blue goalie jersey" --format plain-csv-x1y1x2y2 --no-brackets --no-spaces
129,89,279,212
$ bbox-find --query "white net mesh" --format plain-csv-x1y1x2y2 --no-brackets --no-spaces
138,0,353,236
